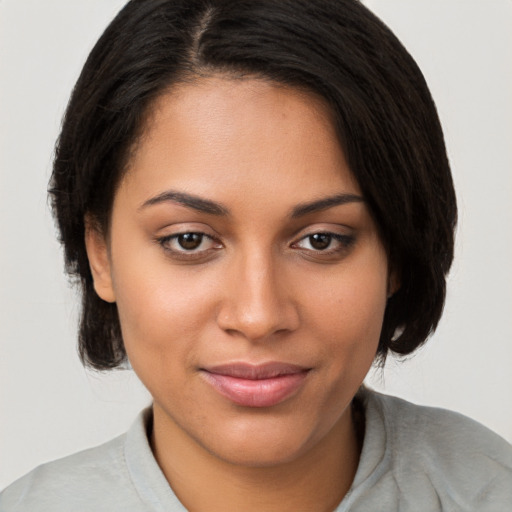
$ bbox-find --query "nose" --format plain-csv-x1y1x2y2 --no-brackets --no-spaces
216,249,300,341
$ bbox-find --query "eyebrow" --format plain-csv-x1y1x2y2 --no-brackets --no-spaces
291,193,364,217
140,190,230,216
139,190,364,217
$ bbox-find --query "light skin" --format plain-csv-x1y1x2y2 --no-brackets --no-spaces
86,77,394,511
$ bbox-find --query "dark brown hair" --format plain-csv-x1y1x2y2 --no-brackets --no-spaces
49,0,457,369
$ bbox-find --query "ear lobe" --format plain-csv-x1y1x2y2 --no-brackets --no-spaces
84,219,116,303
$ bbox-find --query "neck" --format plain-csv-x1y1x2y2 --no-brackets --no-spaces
151,403,361,512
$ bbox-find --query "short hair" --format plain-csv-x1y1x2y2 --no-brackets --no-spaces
49,0,457,370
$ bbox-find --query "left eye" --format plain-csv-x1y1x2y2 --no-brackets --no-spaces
294,232,354,252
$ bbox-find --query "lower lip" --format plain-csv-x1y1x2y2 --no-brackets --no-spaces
201,371,309,407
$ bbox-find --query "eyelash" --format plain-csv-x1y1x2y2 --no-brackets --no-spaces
156,232,222,260
155,231,355,260
292,232,355,256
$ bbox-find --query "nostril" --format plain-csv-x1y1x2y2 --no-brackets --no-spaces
216,301,300,342
216,255,300,340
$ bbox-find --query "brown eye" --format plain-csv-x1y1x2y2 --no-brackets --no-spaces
308,233,332,250
177,233,204,250
293,231,356,256
157,231,222,258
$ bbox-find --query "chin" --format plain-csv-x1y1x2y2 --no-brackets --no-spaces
196,414,331,468
209,437,312,468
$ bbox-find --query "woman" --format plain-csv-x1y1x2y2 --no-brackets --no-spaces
1,0,511,510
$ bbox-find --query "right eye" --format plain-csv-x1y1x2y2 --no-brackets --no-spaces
156,232,222,258
174,233,206,251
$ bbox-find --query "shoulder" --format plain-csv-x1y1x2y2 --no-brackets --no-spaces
372,390,512,460
365,389,512,508
0,416,149,512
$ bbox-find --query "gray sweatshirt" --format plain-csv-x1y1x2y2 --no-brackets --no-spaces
1,389,511,511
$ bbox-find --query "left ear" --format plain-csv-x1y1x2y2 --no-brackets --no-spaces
84,217,116,303
387,270,400,299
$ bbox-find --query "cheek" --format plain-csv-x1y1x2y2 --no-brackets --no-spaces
300,246,388,373
110,251,217,374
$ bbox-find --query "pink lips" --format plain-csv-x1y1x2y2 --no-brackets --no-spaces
201,362,310,408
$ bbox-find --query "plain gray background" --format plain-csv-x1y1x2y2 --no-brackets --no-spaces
1,0,511,489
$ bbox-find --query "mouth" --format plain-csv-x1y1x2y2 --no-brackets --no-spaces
200,362,311,408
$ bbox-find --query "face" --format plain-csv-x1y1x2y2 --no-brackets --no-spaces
87,77,391,467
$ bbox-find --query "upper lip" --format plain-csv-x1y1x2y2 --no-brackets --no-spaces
202,362,310,380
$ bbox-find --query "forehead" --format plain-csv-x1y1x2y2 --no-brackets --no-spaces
120,77,361,209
